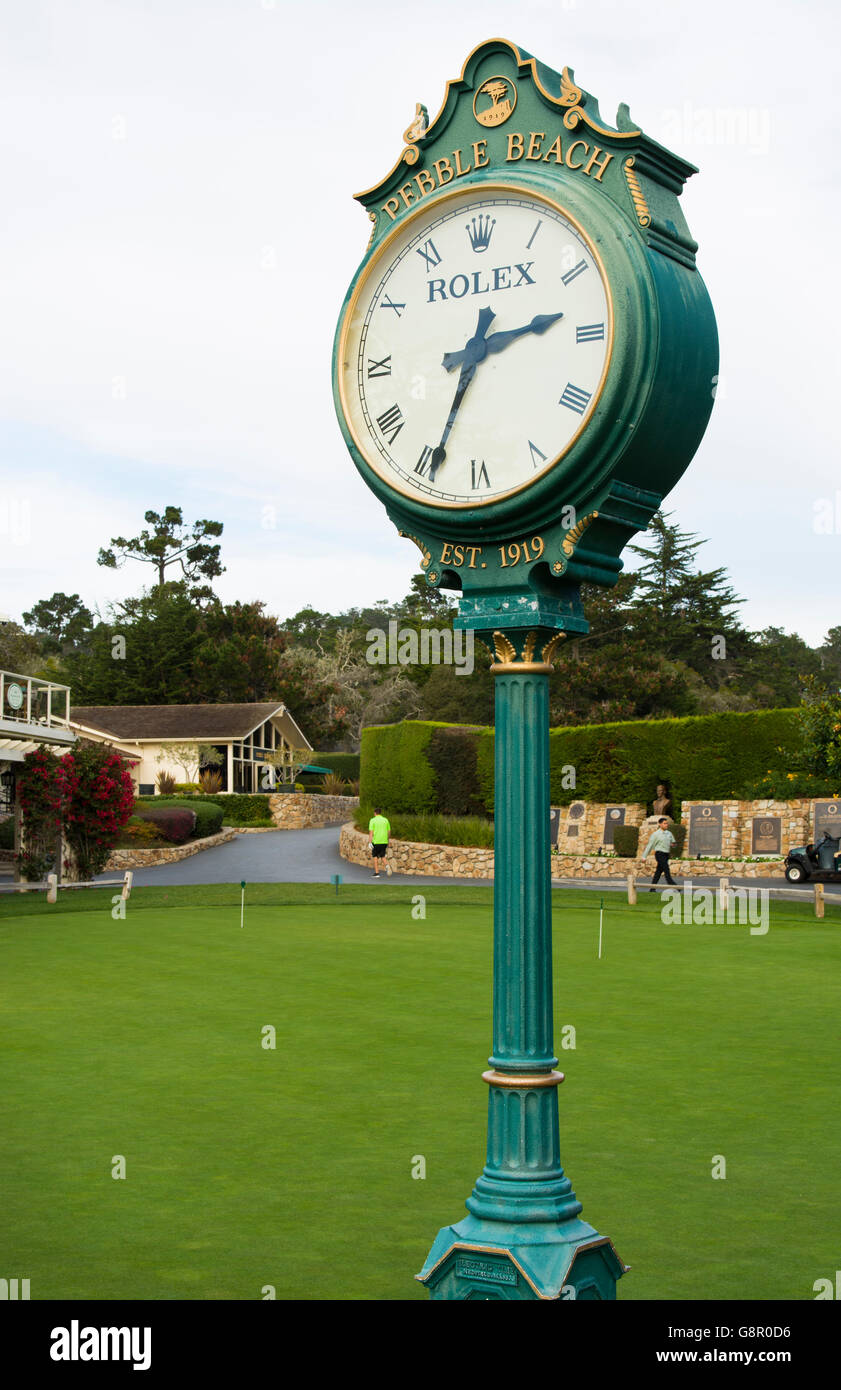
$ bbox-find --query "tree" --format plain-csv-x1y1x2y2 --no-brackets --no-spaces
155,743,223,784
194,601,289,702
97,506,224,596
0,620,44,676
792,675,841,783
22,593,94,656
63,584,205,705
627,511,744,667
818,626,841,683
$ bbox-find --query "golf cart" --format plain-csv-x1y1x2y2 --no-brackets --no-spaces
784,831,841,883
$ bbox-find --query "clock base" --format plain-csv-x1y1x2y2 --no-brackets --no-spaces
416,1213,626,1301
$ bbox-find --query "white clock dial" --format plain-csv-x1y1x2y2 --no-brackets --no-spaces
338,185,612,509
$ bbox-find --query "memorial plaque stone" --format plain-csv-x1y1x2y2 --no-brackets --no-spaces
602,806,625,847
549,808,561,847
566,802,585,839
751,816,781,855
813,800,841,842
688,804,724,857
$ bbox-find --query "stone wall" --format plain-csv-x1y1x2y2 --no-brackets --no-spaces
340,823,783,881
553,853,786,879
269,792,359,830
104,828,238,871
340,823,494,879
556,802,647,856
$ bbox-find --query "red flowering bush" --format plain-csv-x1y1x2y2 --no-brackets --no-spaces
18,743,135,882
58,745,135,881
17,748,64,881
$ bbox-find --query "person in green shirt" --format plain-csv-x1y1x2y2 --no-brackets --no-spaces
369,807,391,878
643,817,677,889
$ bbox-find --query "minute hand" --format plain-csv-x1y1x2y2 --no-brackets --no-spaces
441,312,563,373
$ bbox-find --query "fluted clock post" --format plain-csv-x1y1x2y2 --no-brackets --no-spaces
416,628,625,1300
333,35,718,1302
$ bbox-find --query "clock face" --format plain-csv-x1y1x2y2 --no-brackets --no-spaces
338,184,613,510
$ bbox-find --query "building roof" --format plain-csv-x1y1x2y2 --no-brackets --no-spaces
69,703,291,741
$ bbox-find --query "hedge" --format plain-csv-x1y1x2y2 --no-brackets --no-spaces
361,709,801,814
359,723,439,814
136,794,271,826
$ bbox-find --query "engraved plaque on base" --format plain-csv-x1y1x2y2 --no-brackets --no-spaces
688,804,724,857
751,816,781,855
602,806,625,847
813,800,841,842
549,807,561,847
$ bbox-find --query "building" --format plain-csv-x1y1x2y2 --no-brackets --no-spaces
64,703,312,794
0,669,78,814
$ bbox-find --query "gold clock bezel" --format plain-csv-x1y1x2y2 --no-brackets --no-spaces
337,180,615,512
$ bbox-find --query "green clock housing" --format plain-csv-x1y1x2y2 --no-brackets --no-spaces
333,37,718,636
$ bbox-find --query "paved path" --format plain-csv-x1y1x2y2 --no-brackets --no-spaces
93,826,834,904
108,827,470,889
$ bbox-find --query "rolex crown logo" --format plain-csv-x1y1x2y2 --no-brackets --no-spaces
466,215,496,253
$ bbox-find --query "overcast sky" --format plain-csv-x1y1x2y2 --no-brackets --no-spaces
1,0,839,644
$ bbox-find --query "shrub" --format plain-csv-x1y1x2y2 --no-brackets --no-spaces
137,806,196,843
156,770,177,795
184,800,224,837
122,817,161,845
17,747,63,880
0,816,16,851
174,782,200,794
612,824,639,857
198,769,223,794
347,780,360,797
354,803,494,848
669,822,687,856
321,773,347,795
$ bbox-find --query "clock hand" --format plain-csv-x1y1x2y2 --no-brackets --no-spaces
428,308,495,481
441,312,564,373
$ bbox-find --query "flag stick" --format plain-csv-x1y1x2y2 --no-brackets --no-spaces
598,896,604,959
240,880,246,929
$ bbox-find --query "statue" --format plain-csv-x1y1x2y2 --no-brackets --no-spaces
652,782,672,818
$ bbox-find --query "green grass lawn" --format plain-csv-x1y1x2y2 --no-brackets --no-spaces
1,883,838,1301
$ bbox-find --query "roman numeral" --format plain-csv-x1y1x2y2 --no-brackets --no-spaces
528,440,547,468
471,459,491,489
576,323,604,343
416,240,441,270
376,403,405,444
381,295,405,316
367,354,392,378
526,220,543,250
561,260,588,286
415,445,434,476
559,383,591,414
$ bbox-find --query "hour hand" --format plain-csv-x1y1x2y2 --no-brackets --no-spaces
442,312,563,372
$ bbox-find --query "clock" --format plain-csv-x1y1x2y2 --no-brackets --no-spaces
336,183,613,512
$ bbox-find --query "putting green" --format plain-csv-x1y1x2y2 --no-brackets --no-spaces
1,885,838,1300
